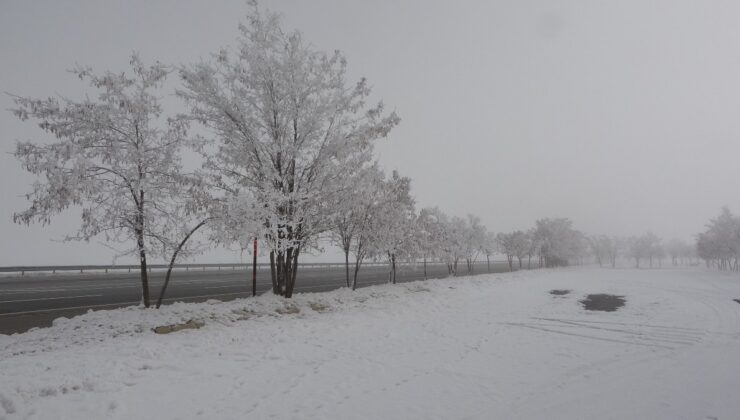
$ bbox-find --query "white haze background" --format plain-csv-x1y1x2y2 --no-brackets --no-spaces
2,0,740,265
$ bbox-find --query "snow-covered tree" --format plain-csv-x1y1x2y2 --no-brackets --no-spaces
605,236,623,268
696,207,740,271
627,235,646,268
417,207,449,279
649,236,665,268
496,232,520,271
627,232,661,268
533,218,583,267
365,171,415,284
178,4,399,297
495,230,530,271
511,231,531,269
11,54,208,308
588,235,606,267
589,235,623,268
331,164,384,287
483,231,498,273
443,216,467,276
666,238,692,266
525,229,542,269
461,214,487,274
332,165,398,291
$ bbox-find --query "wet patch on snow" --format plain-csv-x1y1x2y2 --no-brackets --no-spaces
733,299,740,304
580,294,626,312
549,289,571,296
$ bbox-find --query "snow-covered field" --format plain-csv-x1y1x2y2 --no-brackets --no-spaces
2,267,739,420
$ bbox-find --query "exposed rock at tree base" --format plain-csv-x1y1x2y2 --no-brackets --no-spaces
152,319,205,334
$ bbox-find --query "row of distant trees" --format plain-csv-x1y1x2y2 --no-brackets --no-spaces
494,229,697,271
586,206,740,271
588,206,740,272
588,234,695,269
589,207,740,271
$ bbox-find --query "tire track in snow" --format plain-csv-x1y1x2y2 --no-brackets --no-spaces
530,318,705,345
502,322,676,350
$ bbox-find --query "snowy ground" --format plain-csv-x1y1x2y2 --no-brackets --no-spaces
2,267,740,420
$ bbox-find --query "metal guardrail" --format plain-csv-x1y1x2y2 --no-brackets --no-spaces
0,261,500,276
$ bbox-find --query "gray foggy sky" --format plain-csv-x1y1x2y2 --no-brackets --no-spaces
2,0,740,265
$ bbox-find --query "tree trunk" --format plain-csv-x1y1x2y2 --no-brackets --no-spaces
156,219,209,308
352,256,363,291
285,247,300,298
391,253,397,284
269,251,278,294
388,252,393,283
135,229,150,308
252,238,257,296
344,248,350,288
507,256,513,272
487,255,491,273
423,257,427,280
275,252,285,294
268,246,300,298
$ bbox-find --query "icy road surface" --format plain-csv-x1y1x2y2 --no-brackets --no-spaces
1,267,739,419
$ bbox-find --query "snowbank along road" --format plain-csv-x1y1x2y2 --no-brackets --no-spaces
0,262,513,334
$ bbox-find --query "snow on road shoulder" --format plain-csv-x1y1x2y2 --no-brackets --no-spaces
2,268,740,420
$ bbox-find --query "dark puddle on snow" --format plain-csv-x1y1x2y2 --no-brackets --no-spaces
580,294,626,312
549,289,571,296
733,299,740,305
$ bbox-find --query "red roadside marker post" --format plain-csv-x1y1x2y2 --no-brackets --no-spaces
252,238,257,297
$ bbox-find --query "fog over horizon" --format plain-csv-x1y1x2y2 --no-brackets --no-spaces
2,0,740,265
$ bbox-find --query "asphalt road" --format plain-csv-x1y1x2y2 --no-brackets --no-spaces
0,261,516,334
